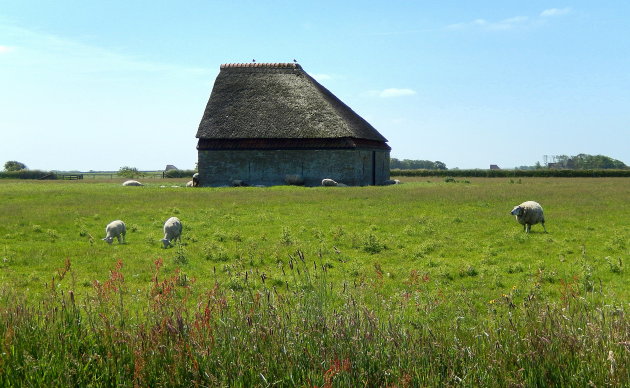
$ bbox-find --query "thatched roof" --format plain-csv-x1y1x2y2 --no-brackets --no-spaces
196,63,389,149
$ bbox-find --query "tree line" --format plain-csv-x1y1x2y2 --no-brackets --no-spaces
3,153,627,180
546,154,627,170
390,158,447,170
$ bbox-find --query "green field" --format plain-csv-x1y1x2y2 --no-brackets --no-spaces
1,177,628,386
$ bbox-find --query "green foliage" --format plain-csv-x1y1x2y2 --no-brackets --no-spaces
390,157,447,170
0,259,627,387
0,178,628,386
163,169,197,178
551,153,627,169
361,232,386,253
391,168,630,178
173,245,188,265
3,160,27,171
0,169,52,179
118,166,139,178
280,226,294,245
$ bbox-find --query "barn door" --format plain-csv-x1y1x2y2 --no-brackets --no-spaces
371,151,376,185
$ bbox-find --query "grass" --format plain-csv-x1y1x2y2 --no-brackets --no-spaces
0,177,628,386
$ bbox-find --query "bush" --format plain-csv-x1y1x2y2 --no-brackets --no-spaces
3,161,27,171
163,169,197,178
118,166,139,178
0,170,54,179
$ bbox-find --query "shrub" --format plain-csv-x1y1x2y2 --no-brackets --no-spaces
163,169,197,178
3,160,27,171
118,166,139,178
0,170,54,179
362,233,386,254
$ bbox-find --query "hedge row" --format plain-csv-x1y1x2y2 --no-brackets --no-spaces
163,169,197,178
391,169,630,178
0,170,54,179
3,169,628,180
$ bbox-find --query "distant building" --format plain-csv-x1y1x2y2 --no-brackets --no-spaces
165,165,178,171
195,62,390,187
490,164,501,170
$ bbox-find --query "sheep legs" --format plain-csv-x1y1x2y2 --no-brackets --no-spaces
524,223,547,233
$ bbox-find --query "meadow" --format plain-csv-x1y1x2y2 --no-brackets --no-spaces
0,177,628,386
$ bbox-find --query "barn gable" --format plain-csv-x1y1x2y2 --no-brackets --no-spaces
196,63,390,186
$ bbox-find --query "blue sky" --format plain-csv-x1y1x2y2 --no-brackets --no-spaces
1,1,628,171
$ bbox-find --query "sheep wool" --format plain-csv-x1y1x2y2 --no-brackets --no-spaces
161,217,183,248
122,180,143,186
511,201,547,233
103,220,126,244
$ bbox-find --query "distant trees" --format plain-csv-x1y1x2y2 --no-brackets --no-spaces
390,158,447,170
118,166,139,178
549,154,627,169
4,161,27,171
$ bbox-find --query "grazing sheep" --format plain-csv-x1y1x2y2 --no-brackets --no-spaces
122,180,143,186
161,217,183,248
321,178,338,187
102,220,126,244
186,180,194,187
192,173,199,187
511,201,547,233
383,179,401,185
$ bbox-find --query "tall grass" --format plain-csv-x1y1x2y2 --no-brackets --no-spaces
1,254,627,387
0,178,628,386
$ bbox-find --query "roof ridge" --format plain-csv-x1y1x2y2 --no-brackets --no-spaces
220,62,301,69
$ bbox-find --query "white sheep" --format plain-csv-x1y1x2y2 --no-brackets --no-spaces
192,173,200,187
122,180,143,186
161,216,183,248
321,178,338,187
102,220,126,244
186,180,194,187
511,201,547,233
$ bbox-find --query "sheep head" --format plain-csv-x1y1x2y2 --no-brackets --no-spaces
510,206,524,216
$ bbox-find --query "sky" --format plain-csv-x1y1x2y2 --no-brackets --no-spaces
1,1,629,171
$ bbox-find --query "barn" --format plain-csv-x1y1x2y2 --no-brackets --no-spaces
195,62,391,187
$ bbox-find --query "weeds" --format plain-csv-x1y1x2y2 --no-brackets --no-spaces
0,255,627,387
362,233,386,254
0,178,629,385
173,244,188,265
606,256,623,274
280,226,294,245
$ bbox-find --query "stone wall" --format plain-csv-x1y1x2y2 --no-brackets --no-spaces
198,149,390,187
